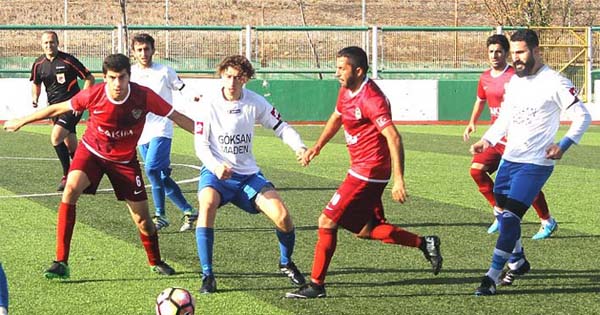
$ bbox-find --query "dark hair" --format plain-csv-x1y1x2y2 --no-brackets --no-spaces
132,33,155,50
336,46,369,73
217,55,255,79
102,53,131,75
42,30,59,43
510,29,539,50
486,34,509,52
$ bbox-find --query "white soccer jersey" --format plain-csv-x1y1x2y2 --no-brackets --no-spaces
194,88,306,175
483,65,591,166
131,62,184,145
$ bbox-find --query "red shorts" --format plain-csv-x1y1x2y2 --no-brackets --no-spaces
70,144,148,201
471,143,505,173
323,174,387,233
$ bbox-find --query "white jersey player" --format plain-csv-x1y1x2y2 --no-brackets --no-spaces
131,33,198,232
193,55,307,294
471,29,591,296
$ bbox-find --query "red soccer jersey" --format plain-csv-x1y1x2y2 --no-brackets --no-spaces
477,65,515,123
336,79,394,181
70,82,174,162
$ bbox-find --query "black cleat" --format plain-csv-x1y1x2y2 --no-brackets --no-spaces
57,176,67,192
151,261,176,276
44,261,70,279
285,282,326,299
475,275,497,296
420,235,443,275
200,274,217,294
279,261,306,286
500,259,530,286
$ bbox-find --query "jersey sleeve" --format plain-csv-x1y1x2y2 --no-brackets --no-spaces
146,88,175,117
555,77,591,144
476,74,486,100
363,94,393,132
69,87,91,112
193,109,221,173
65,55,92,79
29,60,41,84
255,95,306,152
167,67,185,91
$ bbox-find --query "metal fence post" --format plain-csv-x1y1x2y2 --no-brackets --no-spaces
245,25,252,61
587,26,593,103
372,25,378,79
117,24,124,53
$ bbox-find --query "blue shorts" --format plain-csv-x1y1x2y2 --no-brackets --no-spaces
493,160,554,207
138,137,172,171
198,166,272,214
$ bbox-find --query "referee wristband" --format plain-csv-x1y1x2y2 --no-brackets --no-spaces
557,137,575,152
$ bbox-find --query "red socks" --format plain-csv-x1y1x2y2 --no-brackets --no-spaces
139,232,161,266
310,228,337,285
369,223,421,248
470,168,496,207
56,202,76,262
532,191,550,220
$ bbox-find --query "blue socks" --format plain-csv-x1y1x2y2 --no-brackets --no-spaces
196,227,214,276
487,211,522,281
0,263,8,310
276,229,296,265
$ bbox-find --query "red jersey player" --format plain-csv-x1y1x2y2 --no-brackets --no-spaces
4,54,195,279
285,46,442,299
463,34,556,240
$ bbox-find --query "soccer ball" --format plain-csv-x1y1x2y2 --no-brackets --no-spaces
155,287,195,315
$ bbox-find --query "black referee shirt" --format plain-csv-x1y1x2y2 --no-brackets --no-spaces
30,51,92,105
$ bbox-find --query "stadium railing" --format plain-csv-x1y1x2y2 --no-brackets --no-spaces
1,24,598,101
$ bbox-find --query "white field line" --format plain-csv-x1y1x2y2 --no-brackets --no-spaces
0,156,200,198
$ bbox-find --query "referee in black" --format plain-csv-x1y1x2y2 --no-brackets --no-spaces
30,31,95,191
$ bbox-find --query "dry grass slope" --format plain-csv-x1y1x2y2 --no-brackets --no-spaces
1,0,493,26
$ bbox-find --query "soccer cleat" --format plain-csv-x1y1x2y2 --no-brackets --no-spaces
151,261,176,276
487,219,499,234
179,211,198,232
475,275,497,296
532,218,558,240
200,274,217,294
420,235,443,275
57,176,67,192
44,261,70,279
285,282,326,299
500,259,530,286
279,261,306,286
152,215,170,231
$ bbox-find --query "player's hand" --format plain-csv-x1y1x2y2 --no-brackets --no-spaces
301,146,320,167
470,139,490,154
545,144,564,160
214,164,233,180
295,147,307,164
3,119,23,132
463,124,476,141
391,179,407,203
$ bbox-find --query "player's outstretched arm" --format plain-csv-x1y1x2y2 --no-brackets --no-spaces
302,112,342,167
3,101,71,132
169,110,195,134
463,99,485,141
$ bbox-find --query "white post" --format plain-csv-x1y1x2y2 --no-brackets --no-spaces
63,0,68,51
245,25,252,61
117,24,124,53
371,25,378,79
586,27,593,103
496,25,503,34
165,0,170,59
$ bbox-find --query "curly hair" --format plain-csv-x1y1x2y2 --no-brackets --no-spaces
216,55,255,79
